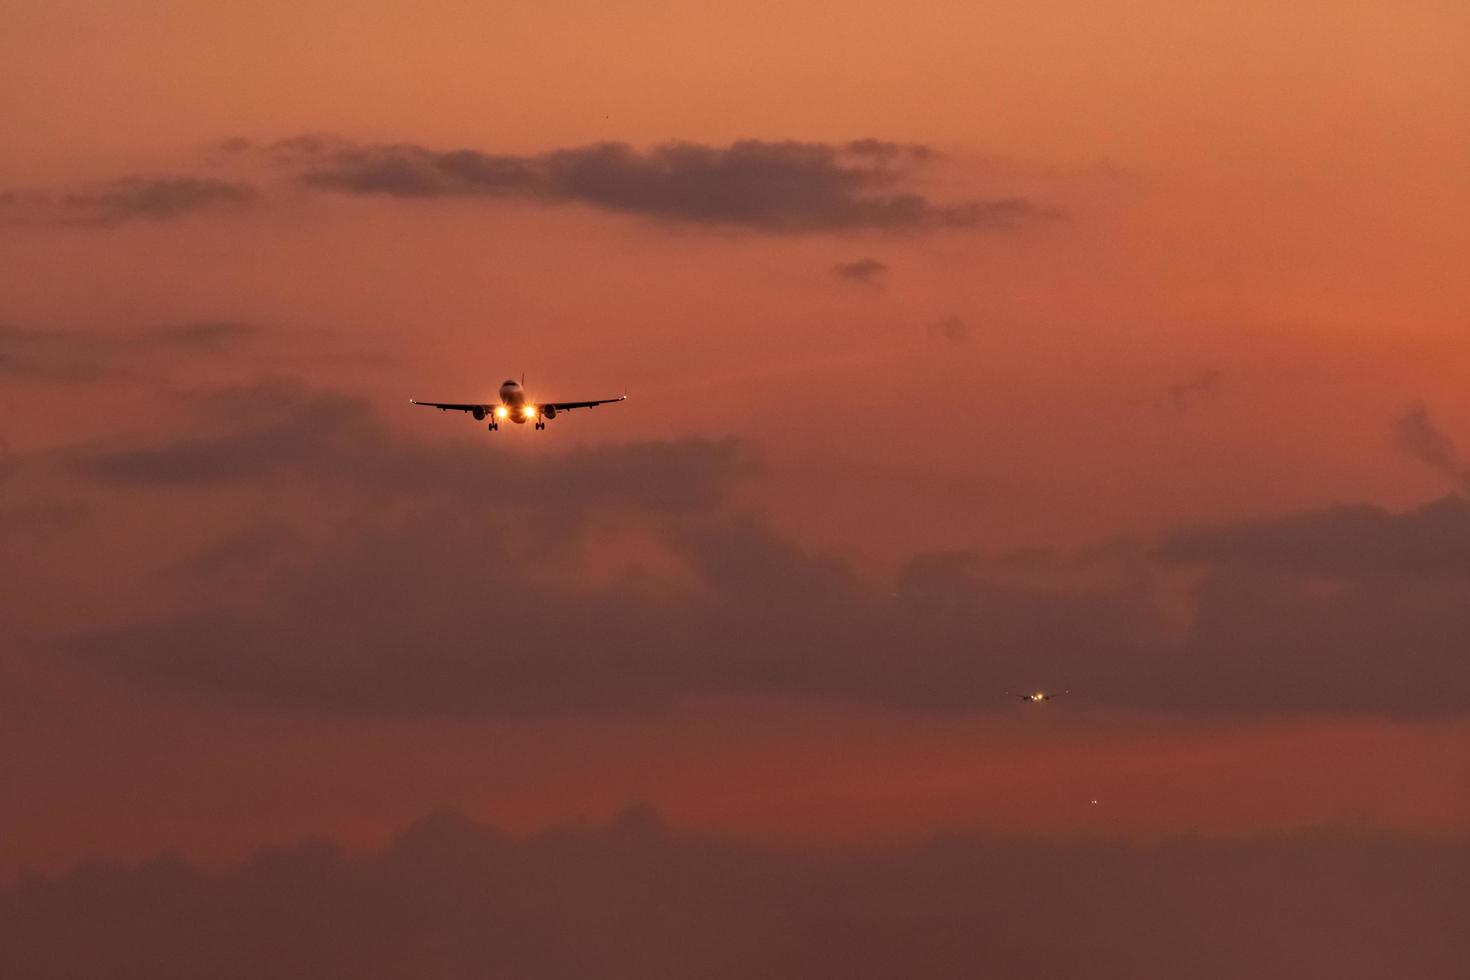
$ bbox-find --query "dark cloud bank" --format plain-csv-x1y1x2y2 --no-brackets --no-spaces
40,381,1470,718
2,810,1464,980
4,137,1042,233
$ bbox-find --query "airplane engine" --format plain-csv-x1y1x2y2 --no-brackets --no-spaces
542,406,556,420
472,406,485,421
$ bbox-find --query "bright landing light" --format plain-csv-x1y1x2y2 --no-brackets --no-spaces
495,406,510,419
522,405,537,419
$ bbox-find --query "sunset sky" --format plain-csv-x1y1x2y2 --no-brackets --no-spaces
3,1,1469,976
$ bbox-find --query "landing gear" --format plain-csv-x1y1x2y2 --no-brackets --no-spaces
487,422,498,431
534,420,545,430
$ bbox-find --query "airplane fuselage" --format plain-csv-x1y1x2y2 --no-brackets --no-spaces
496,379,542,423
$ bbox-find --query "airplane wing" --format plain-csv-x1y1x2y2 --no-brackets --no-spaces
540,395,627,412
409,399,493,413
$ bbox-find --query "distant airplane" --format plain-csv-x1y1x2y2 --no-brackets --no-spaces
1018,690,1065,703
410,377,626,431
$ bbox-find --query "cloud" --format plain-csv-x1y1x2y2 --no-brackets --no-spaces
68,513,1123,715
1168,368,1221,410
2,811,1463,980
162,522,298,587
1159,495,1470,578
0,177,255,227
70,379,744,511
284,137,1038,233
927,316,970,344
0,321,260,383
1164,565,1470,713
75,382,378,484
3,138,1042,235
138,321,260,349
39,379,1470,718
63,177,255,224
1155,495,1470,713
833,257,888,283
55,380,1148,715
1393,404,1470,491
0,497,86,541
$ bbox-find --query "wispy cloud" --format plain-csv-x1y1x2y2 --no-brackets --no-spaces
832,257,888,283
927,316,970,344
1393,404,1470,492
0,321,260,383
0,177,255,226
1167,368,1221,410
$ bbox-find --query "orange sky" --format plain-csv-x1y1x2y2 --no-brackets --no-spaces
3,0,1469,893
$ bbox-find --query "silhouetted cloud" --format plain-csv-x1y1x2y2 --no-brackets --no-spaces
1154,495,1470,713
66,510,1153,715
56,380,1146,715
927,315,970,343
39,380,1470,717
1,810,1463,980
89,479,1470,715
1393,404,1470,491
0,177,255,226
833,257,887,283
3,138,1043,234
1159,495,1470,578
1168,368,1221,410
1166,565,1470,713
284,137,1037,233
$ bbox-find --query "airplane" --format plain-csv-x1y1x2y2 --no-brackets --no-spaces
1017,690,1065,703
410,377,626,431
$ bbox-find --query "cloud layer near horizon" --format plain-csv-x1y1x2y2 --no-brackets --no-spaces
3,808,1463,980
